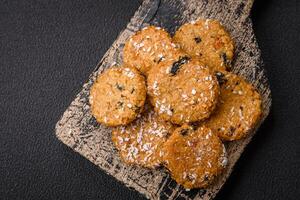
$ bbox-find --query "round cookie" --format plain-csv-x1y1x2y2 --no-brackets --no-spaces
173,19,234,72
89,66,146,126
123,26,182,75
162,124,227,189
147,56,220,125
112,106,176,168
202,71,262,141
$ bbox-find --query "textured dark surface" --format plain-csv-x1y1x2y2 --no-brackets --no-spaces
0,0,299,200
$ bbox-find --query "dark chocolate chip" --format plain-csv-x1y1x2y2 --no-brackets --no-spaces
170,56,190,76
130,88,135,94
117,101,124,108
190,122,199,130
180,128,189,136
203,175,210,182
215,71,227,85
194,37,202,43
116,83,124,91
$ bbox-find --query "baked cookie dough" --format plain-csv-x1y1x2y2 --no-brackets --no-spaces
173,19,234,72
112,106,175,168
147,56,219,125
123,26,182,75
162,124,227,189
89,66,146,126
202,71,262,141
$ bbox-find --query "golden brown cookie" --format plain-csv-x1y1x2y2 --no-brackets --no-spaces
123,26,182,75
202,71,262,141
147,56,220,125
89,66,146,126
112,106,176,168
162,124,227,189
173,19,234,72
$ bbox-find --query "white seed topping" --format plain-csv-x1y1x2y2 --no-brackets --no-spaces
191,89,197,95
205,19,210,29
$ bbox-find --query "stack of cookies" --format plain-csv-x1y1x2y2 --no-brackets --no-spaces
89,19,262,189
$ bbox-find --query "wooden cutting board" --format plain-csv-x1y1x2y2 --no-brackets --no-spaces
55,0,271,199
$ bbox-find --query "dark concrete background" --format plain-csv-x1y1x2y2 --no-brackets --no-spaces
0,0,299,199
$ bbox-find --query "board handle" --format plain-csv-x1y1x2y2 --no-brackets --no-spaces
237,0,255,22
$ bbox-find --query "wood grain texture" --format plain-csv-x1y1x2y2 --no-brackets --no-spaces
55,0,271,199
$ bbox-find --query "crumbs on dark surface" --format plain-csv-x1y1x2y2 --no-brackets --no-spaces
194,37,202,43
215,71,227,85
170,56,190,76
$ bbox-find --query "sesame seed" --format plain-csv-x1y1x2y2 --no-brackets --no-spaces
182,94,188,101
183,172,187,179
191,89,197,95
205,19,210,29
165,66,170,74
207,161,212,168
